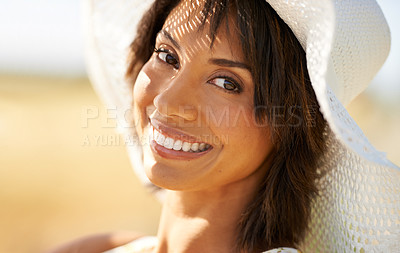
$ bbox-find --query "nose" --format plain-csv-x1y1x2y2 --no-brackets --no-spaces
153,72,198,122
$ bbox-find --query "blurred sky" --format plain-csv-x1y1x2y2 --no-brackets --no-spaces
0,0,399,100
368,0,400,102
0,0,85,76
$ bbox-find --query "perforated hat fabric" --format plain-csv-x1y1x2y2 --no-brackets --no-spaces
82,0,400,252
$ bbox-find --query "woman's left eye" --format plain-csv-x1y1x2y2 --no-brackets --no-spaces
209,77,241,93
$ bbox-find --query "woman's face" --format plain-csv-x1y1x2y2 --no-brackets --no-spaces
133,0,273,191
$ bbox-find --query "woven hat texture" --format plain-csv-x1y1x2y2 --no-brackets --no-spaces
83,0,400,252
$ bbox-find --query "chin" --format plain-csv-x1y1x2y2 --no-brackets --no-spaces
144,163,192,191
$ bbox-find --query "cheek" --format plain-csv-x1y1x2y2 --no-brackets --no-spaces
209,105,272,183
132,63,162,135
207,104,260,141
133,67,153,109
133,58,173,108
217,105,271,155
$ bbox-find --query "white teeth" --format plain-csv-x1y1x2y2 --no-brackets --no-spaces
182,142,191,152
191,143,199,152
199,143,206,151
156,131,165,145
164,137,174,149
154,128,159,141
151,127,210,153
173,140,183,150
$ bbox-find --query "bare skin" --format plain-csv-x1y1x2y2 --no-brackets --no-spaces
46,231,143,253
154,165,270,253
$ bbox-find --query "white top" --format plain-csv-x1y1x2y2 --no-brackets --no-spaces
103,236,301,253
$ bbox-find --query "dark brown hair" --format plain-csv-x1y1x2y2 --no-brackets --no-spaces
126,0,326,252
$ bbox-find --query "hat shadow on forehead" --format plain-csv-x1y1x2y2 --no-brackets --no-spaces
162,0,234,63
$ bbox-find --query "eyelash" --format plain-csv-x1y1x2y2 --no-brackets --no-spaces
154,47,180,69
153,46,242,94
207,75,242,94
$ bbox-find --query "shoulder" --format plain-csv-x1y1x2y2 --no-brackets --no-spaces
46,231,144,253
103,236,157,253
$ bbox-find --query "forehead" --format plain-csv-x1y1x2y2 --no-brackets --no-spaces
163,0,204,37
161,0,243,60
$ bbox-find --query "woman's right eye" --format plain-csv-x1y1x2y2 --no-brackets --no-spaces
154,48,180,69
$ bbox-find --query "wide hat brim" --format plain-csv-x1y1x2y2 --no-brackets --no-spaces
83,0,400,251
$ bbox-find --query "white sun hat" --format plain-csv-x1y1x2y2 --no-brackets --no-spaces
82,0,400,252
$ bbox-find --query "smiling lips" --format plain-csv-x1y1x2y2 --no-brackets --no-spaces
149,124,213,160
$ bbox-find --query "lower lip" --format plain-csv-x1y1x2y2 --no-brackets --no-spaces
150,140,212,160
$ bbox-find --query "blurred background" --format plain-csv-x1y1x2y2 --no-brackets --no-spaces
0,0,399,252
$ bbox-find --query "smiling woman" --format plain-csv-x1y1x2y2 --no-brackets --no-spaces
128,1,324,251
49,0,400,252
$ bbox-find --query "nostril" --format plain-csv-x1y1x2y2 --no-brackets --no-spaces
177,105,198,121
154,93,198,121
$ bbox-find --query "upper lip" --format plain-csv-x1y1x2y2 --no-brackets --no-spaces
149,118,208,144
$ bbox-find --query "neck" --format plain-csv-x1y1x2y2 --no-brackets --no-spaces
154,168,266,253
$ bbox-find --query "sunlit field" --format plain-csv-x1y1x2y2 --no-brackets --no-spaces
0,75,399,253
0,75,161,253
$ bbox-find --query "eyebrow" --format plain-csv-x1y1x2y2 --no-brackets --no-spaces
158,29,250,71
208,58,251,71
158,29,181,50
